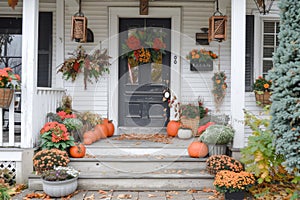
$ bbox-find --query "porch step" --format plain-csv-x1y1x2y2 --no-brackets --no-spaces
28,155,214,191
84,136,193,156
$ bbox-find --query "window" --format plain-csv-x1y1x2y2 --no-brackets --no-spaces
0,13,53,88
0,18,22,76
262,20,280,76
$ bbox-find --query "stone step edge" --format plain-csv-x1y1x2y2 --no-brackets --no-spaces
70,156,207,162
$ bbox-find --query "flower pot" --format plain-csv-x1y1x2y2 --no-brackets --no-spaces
225,191,246,200
0,88,14,109
181,117,199,136
208,144,227,156
42,177,78,197
255,91,271,106
177,128,193,139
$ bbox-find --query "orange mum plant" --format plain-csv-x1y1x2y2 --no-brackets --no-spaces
214,170,256,193
206,155,244,175
0,67,20,89
33,149,70,173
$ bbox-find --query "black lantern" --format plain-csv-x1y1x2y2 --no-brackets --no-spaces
253,0,275,15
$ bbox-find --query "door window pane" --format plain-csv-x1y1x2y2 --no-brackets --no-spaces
151,53,162,83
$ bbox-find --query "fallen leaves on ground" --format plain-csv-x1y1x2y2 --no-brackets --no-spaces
24,192,49,199
98,190,108,195
147,193,157,198
117,193,132,199
113,133,173,144
186,189,197,194
84,193,94,200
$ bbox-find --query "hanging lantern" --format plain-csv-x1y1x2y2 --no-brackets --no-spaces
71,13,87,43
71,0,87,43
253,0,274,15
208,0,227,42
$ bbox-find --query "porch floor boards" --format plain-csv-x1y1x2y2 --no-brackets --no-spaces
13,189,220,200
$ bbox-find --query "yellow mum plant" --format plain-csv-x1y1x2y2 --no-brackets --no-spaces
214,170,256,193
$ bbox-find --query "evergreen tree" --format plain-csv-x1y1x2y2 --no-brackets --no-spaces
268,0,300,175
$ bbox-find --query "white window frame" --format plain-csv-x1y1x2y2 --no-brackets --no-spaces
252,9,280,80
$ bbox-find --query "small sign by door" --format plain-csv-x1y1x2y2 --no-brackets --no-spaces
190,60,213,71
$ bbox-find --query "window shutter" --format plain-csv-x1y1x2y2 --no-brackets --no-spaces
38,12,52,87
245,15,254,92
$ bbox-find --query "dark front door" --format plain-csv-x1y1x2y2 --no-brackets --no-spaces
119,18,171,127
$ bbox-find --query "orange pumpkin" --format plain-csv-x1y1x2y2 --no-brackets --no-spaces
102,118,109,124
167,120,181,137
83,138,93,145
106,121,115,137
94,124,108,139
83,130,97,142
188,141,208,158
69,143,86,158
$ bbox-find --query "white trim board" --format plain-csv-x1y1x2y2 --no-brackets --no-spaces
108,7,181,130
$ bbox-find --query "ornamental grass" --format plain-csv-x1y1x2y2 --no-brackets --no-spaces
33,149,70,174
214,170,256,193
206,155,244,174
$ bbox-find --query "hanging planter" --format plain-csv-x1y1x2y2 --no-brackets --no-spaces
0,88,14,109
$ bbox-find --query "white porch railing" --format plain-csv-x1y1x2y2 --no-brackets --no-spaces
0,88,66,148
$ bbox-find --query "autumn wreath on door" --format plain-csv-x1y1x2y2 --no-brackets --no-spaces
121,29,167,83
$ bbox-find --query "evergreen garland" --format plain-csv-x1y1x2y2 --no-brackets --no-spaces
268,0,300,175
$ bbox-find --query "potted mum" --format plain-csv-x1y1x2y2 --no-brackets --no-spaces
32,149,70,173
0,67,21,108
40,121,75,151
199,124,234,155
253,75,272,106
214,170,256,200
206,155,244,175
41,166,79,197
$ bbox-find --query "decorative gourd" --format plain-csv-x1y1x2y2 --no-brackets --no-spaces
83,138,93,145
69,143,86,158
198,122,215,135
94,124,108,139
188,141,208,158
177,128,193,139
83,130,97,142
106,121,115,137
167,120,181,137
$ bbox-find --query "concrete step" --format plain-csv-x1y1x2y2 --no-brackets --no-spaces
69,155,207,173
28,169,214,191
118,127,167,134
28,154,213,191
84,137,194,156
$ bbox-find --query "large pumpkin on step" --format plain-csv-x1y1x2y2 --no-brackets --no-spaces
83,130,97,143
188,141,208,158
69,143,86,158
167,120,181,137
106,121,115,137
94,124,108,139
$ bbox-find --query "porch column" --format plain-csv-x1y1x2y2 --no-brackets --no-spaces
231,0,246,149
21,0,39,148
55,0,65,88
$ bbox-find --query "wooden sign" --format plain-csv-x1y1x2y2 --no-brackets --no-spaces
140,0,149,15
190,60,213,71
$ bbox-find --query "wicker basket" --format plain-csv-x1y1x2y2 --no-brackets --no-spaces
181,117,199,136
0,88,14,109
255,91,271,106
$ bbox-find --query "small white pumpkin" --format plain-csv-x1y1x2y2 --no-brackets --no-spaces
177,128,193,139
